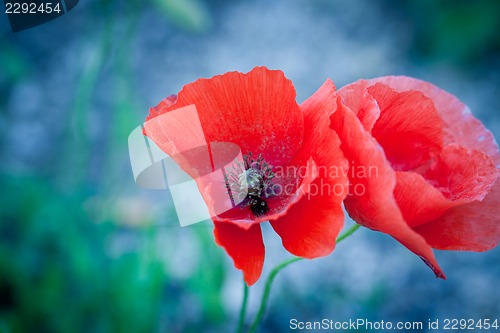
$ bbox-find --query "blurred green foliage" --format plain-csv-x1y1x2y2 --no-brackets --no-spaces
0,1,230,330
0,42,30,108
388,0,500,66
150,0,212,33
0,176,227,333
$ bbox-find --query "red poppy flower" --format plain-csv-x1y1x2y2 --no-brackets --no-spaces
331,76,500,278
143,67,349,285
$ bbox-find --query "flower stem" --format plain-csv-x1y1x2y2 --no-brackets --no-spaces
237,282,249,333
247,223,361,333
246,257,302,333
336,223,361,243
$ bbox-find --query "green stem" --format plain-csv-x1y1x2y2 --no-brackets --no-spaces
236,283,249,333
336,223,361,243
246,257,302,333
247,223,361,333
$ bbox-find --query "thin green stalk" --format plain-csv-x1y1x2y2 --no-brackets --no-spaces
236,283,249,333
246,257,302,333
336,223,361,243
59,0,115,189
247,223,361,333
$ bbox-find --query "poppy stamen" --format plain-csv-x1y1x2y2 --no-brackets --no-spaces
225,153,280,217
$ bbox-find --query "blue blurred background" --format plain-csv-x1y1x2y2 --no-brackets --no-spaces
1,0,500,332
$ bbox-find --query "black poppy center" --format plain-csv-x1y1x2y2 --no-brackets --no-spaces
225,153,280,217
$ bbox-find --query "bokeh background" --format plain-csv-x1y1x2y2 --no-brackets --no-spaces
1,0,500,332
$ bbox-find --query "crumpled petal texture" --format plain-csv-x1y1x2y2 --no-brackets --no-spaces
335,76,500,278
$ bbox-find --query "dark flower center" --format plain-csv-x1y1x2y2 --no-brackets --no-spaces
225,153,280,217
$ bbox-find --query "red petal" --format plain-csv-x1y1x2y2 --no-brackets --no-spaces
366,76,500,166
271,80,348,258
422,144,499,202
286,80,348,172
145,66,304,168
338,80,380,132
330,99,445,278
394,171,458,228
148,94,177,119
414,179,500,251
142,95,178,136
367,83,444,171
270,192,344,258
213,221,265,285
